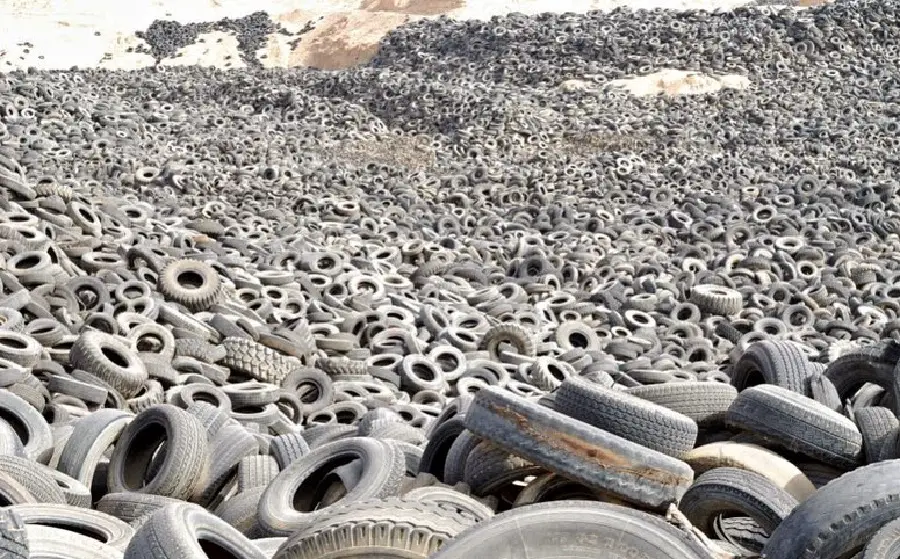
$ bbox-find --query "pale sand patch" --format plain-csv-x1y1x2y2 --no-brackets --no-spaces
607,69,751,96
159,31,246,68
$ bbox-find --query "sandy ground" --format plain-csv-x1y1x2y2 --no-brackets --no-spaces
0,0,768,72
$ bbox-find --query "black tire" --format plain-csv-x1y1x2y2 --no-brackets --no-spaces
124,502,266,559
431,501,713,559
727,384,863,469
626,382,737,425
107,404,210,500
420,416,466,481
555,377,698,458
464,387,694,510
855,407,900,464
731,340,811,394
444,430,480,486
69,331,148,399
825,341,900,404
764,460,900,559
464,440,544,497
258,437,405,536
8,503,134,551
678,467,798,536
271,498,477,559
158,259,223,312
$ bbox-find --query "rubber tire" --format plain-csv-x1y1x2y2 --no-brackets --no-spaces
402,485,495,522
626,382,737,425
727,384,863,469
863,516,900,559
464,440,544,497
25,525,122,559
464,387,694,510
158,259,223,312
825,341,900,404
271,497,477,559
0,389,52,461
96,492,183,525
443,430,481,486
0,508,28,559
420,416,466,481
431,500,713,559
554,377,699,458
731,340,812,394
270,433,310,470
9,503,134,551
238,455,281,493
257,436,405,536
809,373,843,412
69,331,148,399
855,407,900,464
107,404,210,500
764,460,900,559
58,409,133,488
124,502,265,559
0,455,66,503
678,467,798,536
684,441,816,502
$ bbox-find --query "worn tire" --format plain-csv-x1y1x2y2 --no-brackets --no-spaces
431,501,713,559
626,382,737,425
731,340,811,394
0,389,52,461
107,404,210,500
69,331,148,399
856,407,900,464
464,387,694,510
727,384,863,469
556,377,698,458
9,503,134,551
764,460,900,559
158,259,223,312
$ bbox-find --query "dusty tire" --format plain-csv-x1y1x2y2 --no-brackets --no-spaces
431,501,713,559
731,340,811,394
8,503,134,551
69,331,148,399
158,259,223,312
107,404,210,500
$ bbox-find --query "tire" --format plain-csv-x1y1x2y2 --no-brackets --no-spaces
763,460,900,559
252,538,286,559
431,501,713,559
0,455,66,504
215,487,266,536
481,323,536,360
464,440,544,497
195,424,258,508
856,407,900,464
269,433,310,470
281,368,334,416
420,416,466,481
9,503,134,551
223,383,280,408
732,340,813,395
124,502,265,559
158,259,223,312
443,430,480,486
678,467,798,536
727,384,863,469
714,516,769,555
863,516,900,559
174,338,226,364
258,437,405,536
50,469,93,508
69,331,148,399
25,525,122,559
626,382,737,425
222,337,296,385
58,409,133,488
0,389,52,461
809,373,843,412
826,341,900,404
464,387,694,510
402,485,495,522
690,284,743,316
683,441,816,501
0,508,28,559
107,404,210,500
270,498,477,559
555,377,698,458
237,456,280,493
96,492,183,525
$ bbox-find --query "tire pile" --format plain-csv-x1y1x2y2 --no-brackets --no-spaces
2,1,900,558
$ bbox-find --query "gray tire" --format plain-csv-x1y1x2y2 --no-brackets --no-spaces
764,460,900,559
443,429,481,486
626,382,737,425
9,503,134,551
25,525,122,559
125,502,265,559
0,389,52,461
0,508,28,559
727,384,863,469
731,340,811,394
555,377,698,458
678,467,798,536
237,455,280,493
69,331,148,399
864,516,900,559
855,407,899,464
431,501,713,559
464,387,694,510
107,405,210,500
58,409,133,488
96,492,183,525
258,437,405,536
